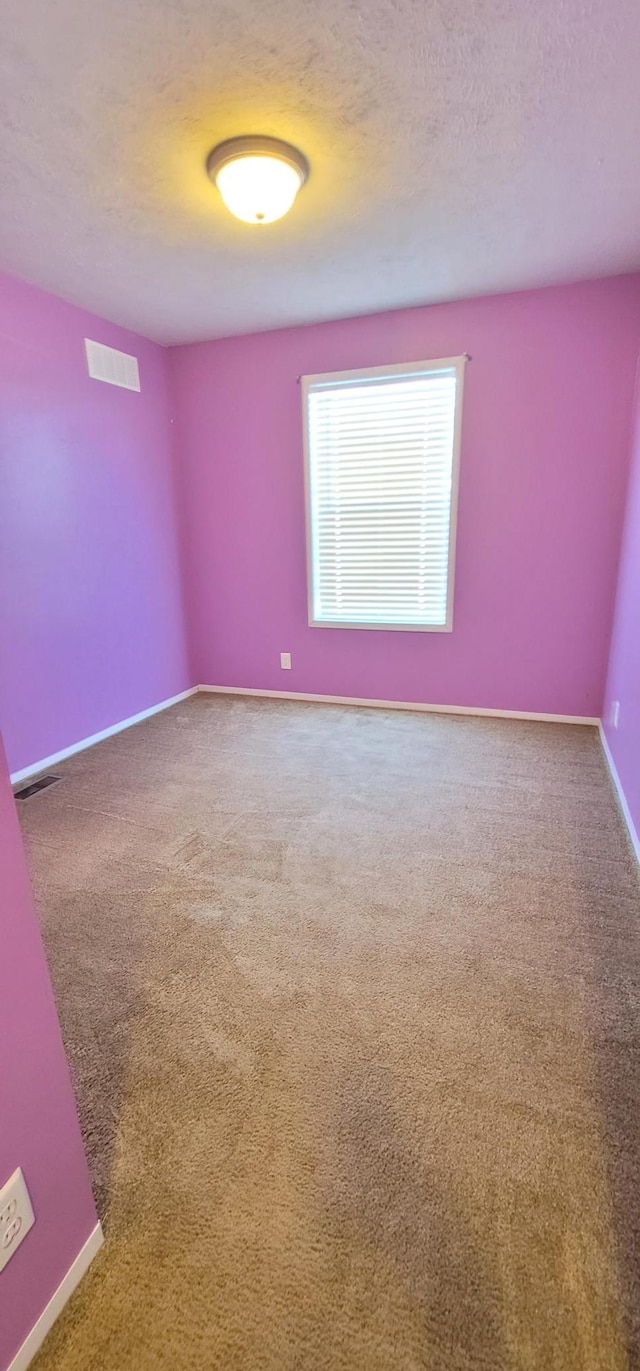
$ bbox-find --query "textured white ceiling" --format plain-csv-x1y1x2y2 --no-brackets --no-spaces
1,0,640,344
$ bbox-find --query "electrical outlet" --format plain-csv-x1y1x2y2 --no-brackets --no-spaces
611,700,620,729
0,1168,35,1273
280,652,291,670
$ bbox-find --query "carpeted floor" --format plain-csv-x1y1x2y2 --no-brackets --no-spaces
18,695,640,1370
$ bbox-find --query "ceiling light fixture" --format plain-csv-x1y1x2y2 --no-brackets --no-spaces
206,136,309,225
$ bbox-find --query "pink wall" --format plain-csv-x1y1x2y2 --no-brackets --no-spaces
0,271,190,777
0,266,637,1366
3,269,637,766
0,734,97,1369
603,356,640,840
170,275,640,718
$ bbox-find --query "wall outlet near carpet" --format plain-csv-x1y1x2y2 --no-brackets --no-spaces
611,700,620,729
0,1168,35,1273
280,652,292,670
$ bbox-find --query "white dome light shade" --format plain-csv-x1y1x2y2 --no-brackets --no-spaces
206,137,309,225
216,156,301,224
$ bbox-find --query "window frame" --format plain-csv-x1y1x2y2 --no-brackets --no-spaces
301,355,466,633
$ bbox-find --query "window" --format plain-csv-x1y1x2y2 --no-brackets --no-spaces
302,357,465,632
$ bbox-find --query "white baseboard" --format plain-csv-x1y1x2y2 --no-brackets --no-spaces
599,723,640,867
9,683,598,789
198,685,598,726
10,688,198,786
7,1223,103,1371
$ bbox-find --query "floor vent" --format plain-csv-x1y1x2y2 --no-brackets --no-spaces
14,774,62,800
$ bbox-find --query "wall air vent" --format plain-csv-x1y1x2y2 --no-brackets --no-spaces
85,339,140,391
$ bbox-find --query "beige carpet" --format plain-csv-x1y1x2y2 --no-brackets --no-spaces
18,695,640,1370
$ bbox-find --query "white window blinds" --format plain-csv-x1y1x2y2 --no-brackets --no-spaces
303,357,465,631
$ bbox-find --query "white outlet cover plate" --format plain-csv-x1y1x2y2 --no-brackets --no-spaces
280,653,291,669
0,1167,35,1273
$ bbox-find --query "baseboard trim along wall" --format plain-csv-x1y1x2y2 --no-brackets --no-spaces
599,723,640,867
10,688,199,785
11,683,600,787
198,685,599,726
7,1223,103,1371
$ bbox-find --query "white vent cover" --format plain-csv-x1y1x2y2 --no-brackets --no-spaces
85,339,140,391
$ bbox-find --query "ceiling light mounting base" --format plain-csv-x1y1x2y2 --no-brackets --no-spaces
206,135,309,224
206,136,309,184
